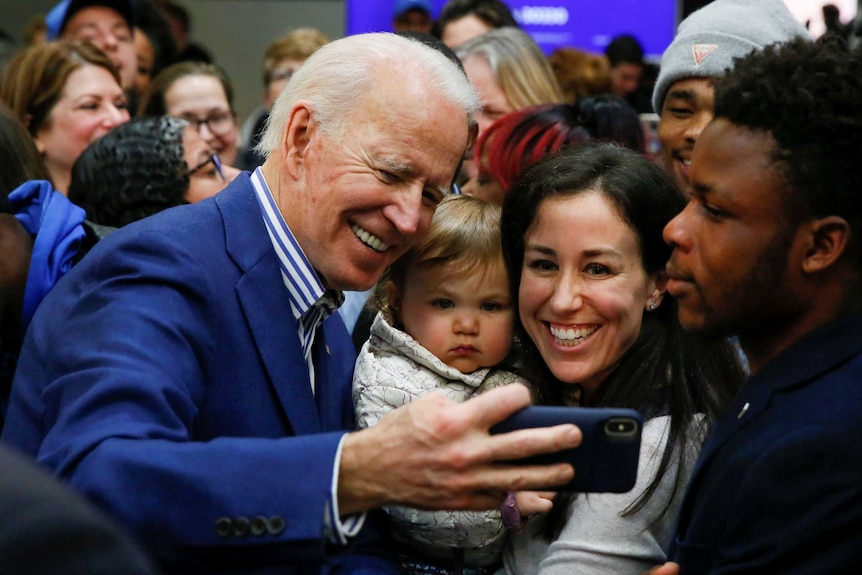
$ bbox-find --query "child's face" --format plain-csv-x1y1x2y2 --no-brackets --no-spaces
389,258,514,374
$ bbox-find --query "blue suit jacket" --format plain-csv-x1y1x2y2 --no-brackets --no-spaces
670,312,862,574
2,174,400,574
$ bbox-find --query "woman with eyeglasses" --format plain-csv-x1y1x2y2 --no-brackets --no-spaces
138,61,242,169
68,115,240,228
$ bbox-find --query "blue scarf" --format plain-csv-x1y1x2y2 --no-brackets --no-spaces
9,180,86,332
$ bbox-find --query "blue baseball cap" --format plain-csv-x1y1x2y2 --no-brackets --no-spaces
45,0,135,41
394,0,434,18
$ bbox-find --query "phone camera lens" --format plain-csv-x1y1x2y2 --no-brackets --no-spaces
605,418,637,437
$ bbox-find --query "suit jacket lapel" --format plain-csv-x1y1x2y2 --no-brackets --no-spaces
678,312,862,535
313,320,357,432
676,378,769,530
217,174,321,435
313,328,338,431
237,268,321,435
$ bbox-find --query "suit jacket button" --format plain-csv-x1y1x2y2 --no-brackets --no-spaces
233,516,250,537
267,516,285,535
215,517,232,538
250,516,268,536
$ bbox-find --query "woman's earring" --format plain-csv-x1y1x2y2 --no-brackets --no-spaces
649,303,657,311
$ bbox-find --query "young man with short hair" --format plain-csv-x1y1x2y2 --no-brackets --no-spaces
654,36,862,574
652,0,808,190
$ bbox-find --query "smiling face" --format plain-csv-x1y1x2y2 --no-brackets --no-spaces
519,192,660,397
164,74,239,167
663,118,802,338
276,78,470,292
62,6,137,93
35,63,130,193
658,77,715,191
392,258,514,373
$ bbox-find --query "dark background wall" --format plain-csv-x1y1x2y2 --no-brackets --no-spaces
682,0,714,19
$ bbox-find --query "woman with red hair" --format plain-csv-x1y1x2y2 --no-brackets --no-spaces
462,94,644,205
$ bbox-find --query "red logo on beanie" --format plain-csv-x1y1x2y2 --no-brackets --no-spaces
692,44,718,65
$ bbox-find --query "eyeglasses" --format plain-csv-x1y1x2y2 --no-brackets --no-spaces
180,111,236,137
186,154,226,182
267,68,296,84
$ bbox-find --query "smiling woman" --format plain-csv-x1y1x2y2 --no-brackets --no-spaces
499,142,745,575
0,40,130,195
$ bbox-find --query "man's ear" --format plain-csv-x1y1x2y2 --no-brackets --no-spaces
801,216,850,275
282,102,314,179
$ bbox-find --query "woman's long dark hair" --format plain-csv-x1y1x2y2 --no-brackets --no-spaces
501,142,744,538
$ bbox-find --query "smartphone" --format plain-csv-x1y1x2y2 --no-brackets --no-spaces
490,406,643,493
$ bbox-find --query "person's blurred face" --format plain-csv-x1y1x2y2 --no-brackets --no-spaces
35,63,130,193
461,142,506,205
462,55,514,136
280,77,470,291
442,14,492,48
165,74,239,167
519,192,661,398
663,119,802,339
134,28,155,97
461,171,505,205
182,126,240,203
459,57,513,190
609,62,642,98
393,8,433,34
0,214,34,354
391,258,514,373
657,78,715,191
265,58,304,111
62,6,137,94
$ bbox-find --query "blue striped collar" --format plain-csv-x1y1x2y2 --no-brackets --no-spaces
249,168,343,358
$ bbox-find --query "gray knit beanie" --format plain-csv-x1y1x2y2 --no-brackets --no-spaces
652,0,809,113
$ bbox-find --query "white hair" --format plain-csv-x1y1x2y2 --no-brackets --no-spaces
257,32,480,157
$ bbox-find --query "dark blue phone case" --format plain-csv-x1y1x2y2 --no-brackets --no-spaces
490,406,643,493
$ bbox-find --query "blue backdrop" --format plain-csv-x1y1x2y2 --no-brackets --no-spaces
346,0,679,59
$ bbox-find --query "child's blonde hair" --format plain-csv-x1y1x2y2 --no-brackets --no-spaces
376,194,505,325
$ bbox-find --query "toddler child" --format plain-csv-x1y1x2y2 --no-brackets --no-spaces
353,194,535,575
